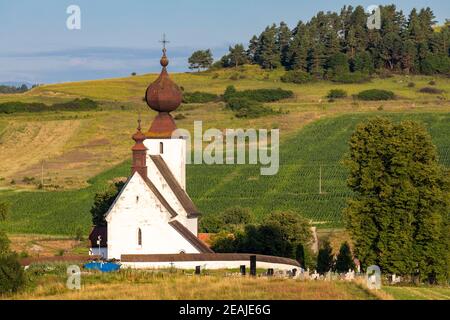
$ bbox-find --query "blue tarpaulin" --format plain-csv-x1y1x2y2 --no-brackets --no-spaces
84,262,121,273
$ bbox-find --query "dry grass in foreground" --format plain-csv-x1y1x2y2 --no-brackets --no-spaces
10,272,380,300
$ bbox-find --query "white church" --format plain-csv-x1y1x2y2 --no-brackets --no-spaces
89,47,300,271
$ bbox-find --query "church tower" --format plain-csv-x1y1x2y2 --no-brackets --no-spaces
99,42,210,261
131,118,148,180
143,45,186,189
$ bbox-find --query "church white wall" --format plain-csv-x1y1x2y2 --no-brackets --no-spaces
106,173,200,260
145,139,198,235
185,218,198,237
122,260,299,272
144,138,186,189
147,157,187,218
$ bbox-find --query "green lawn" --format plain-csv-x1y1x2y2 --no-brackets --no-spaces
383,286,450,300
0,112,448,236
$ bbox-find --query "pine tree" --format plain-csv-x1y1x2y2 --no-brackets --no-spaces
349,6,368,53
326,52,349,77
335,242,355,273
277,22,292,68
247,35,259,64
352,52,374,74
188,50,213,72
227,44,248,68
288,22,310,71
316,241,334,274
401,39,418,73
258,24,280,69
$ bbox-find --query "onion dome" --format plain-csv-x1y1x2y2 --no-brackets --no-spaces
147,112,177,139
145,48,182,113
145,46,182,139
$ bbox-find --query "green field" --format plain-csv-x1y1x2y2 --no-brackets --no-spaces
0,112,448,235
383,285,450,300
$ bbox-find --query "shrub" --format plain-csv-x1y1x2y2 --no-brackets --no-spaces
210,232,236,253
22,176,35,184
0,253,25,294
222,207,254,226
419,87,445,94
356,89,395,101
199,215,223,233
407,82,416,88
229,73,239,81
281,70,314,84
182,91,218,104
174,114,186,120
226,97,278,119
223,85,237,101
224,86,293,103
19,251,29,258
428,80,436,86
332,72,370,84
326,89,347,99
0,98,98,114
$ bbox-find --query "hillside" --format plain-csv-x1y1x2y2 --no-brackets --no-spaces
0,112,448,235
0,68,449,234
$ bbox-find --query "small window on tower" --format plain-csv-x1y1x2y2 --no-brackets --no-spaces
160,142,164,154
138,228,142,246
136,196,139,203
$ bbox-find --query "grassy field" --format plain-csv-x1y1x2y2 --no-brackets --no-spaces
382,285,450,300
5,267,381,300
0,68,449,235
3,263,449,300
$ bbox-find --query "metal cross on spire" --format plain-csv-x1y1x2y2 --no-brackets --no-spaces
159,33,170,51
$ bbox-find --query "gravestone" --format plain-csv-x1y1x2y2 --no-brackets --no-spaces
366,265,382,290
240,265,246,276
195,266,201,275
345,269,355,281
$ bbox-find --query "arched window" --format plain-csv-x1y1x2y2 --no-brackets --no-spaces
159,142,164,154
138,228,142,246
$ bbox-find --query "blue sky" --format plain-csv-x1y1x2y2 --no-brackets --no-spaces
1,0,448,84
